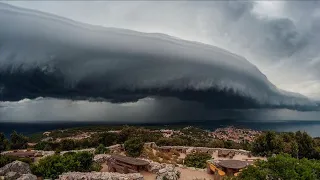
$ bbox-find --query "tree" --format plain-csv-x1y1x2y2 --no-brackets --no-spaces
124,137,144,157
0,133,9,152
184,152,212,169
295,131,315,159
60,139,76,151
252,131,284,157
95,144,109,154
10,131,28,149
98,132,118,146
238,154,320,180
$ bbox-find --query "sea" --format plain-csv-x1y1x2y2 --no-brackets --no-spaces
2,119,320,137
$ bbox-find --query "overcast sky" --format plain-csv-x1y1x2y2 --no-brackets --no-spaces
1,1,320,122
5,1,320,99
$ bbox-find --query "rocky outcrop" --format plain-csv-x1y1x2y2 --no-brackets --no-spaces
16,173,37,180
59,172,144,180
4,171,20,180
0,161,37,180
0,161,31,176
93,154,111,163
156,165,180,180
141,159,165,173
108,144,123,153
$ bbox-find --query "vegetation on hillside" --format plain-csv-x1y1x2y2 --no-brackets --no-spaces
124,137,144,157
31,152,100,179
184,152,212,169
234,154,320,180
252,131,320,159
0,155,32,167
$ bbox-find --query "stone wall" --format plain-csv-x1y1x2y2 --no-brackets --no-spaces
156,145,250,156
59,172,143,180
60,148,95,155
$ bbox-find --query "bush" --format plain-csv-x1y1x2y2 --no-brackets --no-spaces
98,132,119,146
60,139,76,151
10,131,28,150
184,152,212,169
31,152,94,179
0,155,32,168
238,154,320,180
95,144,109,154
124,137,144,157
0,133,9,152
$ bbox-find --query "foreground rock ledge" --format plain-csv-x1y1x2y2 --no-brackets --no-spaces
59,172,144,180
0,161,37,180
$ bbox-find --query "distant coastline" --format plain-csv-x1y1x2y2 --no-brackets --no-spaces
2,119,320,137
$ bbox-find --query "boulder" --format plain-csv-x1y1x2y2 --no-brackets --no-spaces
5,171,20,180
0,161,31,176
138,158,165,173
185,148,194,154
17,173,37,180
93,154,111,163
156,165,180,180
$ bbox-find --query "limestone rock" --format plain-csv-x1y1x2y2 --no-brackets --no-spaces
156,165,180,180
5,171,20,180
93,154,111,163
138,158,165,173
59,172,144,180
17,173,37,180
0,161,31,176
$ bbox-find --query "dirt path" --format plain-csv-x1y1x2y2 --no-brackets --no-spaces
177,167,214,180
100,163,108,172
100,162,213,180
142,167,213,180
141,171,157,180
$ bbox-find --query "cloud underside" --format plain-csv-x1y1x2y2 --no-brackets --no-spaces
1,97,320,122
0,2,318,116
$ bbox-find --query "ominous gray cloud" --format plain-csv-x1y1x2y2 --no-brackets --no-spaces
1,97,320,122
0,1,320,121
6,1,320,98
0,97,208,122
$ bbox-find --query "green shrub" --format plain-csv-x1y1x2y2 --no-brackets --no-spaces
0,133,9,152
10,131,28,150
0,155,32,167
95,144,109,154
97,132,119,146
184,152,211,169
238,154,320,180
124,137,144,157
31,151,94,179
90,162,102,172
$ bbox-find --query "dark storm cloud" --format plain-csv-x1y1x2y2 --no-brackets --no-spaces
0,2,317,111
5,1,320,96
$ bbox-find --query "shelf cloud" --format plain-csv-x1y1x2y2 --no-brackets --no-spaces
0,2,319,121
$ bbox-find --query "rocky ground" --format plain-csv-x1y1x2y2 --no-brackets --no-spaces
0,161,37,180
59,172,144,180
